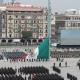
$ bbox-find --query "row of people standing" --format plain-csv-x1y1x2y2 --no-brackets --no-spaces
0,74,25,80
0,67,16,75
32,73,64,80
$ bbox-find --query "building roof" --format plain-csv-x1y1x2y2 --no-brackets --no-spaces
0,3,43,12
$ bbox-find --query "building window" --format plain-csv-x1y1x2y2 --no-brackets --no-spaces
72,23,76,27
2,29,6,32
15,15,18,18
78,23,80,27
46,16,47,20
45,30,47,33
33,33,37,38
9,30,12,33
79,17,80,20
33,20,36,23
39,24,42,28
3,15,5,19
21,15,25,18
67,22,71,27
21,11,25,13
75,17,77,20
39,30,42,33
39,34,41,36
37,21,39,23
39,20,42,23
9,34,12,38
15,24,18,28
66,17,70,20
9,16,11,18
72,17,74,20
22,25,25,28
46,25,47,28
15,34,18,38
8,15,13,20
73,11,76,14
15,20,18,24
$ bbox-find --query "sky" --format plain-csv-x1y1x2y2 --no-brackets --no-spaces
4,0,80,13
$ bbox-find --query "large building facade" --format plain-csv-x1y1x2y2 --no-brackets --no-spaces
0,3,48,39
55,9,80,43
52,9,80,58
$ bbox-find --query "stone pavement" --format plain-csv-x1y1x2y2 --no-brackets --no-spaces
0,58,80,80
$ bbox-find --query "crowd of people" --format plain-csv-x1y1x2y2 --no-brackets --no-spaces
0,48,35,61
0,67,25,80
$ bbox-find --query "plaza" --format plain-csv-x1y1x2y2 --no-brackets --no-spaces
0,58,79,80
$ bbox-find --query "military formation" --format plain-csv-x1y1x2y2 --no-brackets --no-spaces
0,75,25,80
32,73,64,80
18,66,49,74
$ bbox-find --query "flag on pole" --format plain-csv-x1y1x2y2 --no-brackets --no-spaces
26,38,49,59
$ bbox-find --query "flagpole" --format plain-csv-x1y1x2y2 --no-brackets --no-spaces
47,0,51,59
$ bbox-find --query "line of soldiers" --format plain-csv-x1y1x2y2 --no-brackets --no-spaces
0,67,16,75
3,52,26,60
67,73,77,80
53,66,61,74
32,73,64,80
18,66,49,75
0,74,25,80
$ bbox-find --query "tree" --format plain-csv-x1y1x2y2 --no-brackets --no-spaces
22,31,32,39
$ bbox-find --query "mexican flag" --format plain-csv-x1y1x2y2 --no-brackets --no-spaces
26,38,49,59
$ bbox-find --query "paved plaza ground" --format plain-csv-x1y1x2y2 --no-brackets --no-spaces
0,45,37,52
0,58,80,80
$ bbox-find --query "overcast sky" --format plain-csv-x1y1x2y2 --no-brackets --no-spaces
4,0,80,13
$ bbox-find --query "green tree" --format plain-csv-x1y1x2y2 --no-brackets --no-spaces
22,31,32,39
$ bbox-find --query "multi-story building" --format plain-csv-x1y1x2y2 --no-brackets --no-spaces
52,9,80,58
0,3,48,40
55,9,80,43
